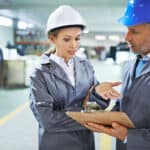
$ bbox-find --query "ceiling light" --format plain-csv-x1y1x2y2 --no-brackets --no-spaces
18,21,27,30
95,35,106,41
108,35,120,41
0,16,13,27
28,24,34,28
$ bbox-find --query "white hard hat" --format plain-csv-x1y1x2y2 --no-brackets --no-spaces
46,5,86,34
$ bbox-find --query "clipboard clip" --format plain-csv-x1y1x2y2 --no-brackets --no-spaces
83,102,103,112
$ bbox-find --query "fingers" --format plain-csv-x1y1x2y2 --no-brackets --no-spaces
110,88,121,98
87,123,114,135
82,85,94,108
100,93,109,100
112,122,128,141
88,122,104,129
84,124,99,132
87,122,120,138
86,122,128,141
82,94,90,108
95,82,121,100
102,89,121,100
112,122,126,131
84,123,106,133
112,122,119,129
111,81,122,87
107,82,122,99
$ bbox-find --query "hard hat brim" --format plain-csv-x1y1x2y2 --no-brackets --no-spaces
47,24,85,33
118,17,135,27
118,16,150,27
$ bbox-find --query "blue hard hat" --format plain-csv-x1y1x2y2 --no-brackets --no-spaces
118,0,150,27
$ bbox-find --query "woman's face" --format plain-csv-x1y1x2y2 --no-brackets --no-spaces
50,27,82,61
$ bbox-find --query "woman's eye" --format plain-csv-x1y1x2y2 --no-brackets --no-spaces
63,38,70,42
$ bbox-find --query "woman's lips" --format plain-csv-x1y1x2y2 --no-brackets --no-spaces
68,50,76,55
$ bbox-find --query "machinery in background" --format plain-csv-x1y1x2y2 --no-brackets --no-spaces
0,48,40,88
108,42,135,64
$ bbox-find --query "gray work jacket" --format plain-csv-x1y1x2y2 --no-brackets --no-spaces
115,58,150,150
29,55,108,132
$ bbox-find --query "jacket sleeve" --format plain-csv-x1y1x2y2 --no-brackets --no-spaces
85,60,110,109
127,128,150,149
29,69,81,131
89,84,110,109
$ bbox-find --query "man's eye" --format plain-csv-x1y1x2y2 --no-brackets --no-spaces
131,30,139,34
75,38,80,41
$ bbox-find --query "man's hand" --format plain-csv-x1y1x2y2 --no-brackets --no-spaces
95,82,121,100
85,122,127,141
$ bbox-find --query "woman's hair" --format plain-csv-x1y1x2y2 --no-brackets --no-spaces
47,28,60,38
45,28,61,55
44,48,56,56
47,25,83,37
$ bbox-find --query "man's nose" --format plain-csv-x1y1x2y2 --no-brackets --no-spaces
125,31,131,42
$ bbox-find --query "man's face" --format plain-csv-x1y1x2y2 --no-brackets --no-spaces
125,24,150,56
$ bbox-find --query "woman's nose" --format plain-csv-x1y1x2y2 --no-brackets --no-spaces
70,40,77,48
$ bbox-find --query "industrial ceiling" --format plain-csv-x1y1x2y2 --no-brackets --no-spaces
0,0,127,46
0,0,127,31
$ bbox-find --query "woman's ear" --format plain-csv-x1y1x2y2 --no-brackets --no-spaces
49,35,56,44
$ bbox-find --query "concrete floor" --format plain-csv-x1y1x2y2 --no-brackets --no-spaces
0,58,122,150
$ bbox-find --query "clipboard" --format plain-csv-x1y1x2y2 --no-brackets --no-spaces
66,111,135,128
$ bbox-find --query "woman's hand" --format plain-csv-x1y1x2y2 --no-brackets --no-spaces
95,82,121,100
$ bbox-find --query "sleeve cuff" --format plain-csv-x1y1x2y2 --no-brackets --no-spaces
123,136,127,143
90,86,110,109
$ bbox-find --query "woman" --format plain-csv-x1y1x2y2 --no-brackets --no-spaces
29,5,121,150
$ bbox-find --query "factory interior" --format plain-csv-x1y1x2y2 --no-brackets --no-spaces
0,0,135,150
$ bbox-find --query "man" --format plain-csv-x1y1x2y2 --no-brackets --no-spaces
86,0,150,150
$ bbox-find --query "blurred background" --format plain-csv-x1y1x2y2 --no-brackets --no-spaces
0,0,135,150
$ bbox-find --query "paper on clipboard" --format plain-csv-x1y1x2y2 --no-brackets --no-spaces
66,111,135,128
